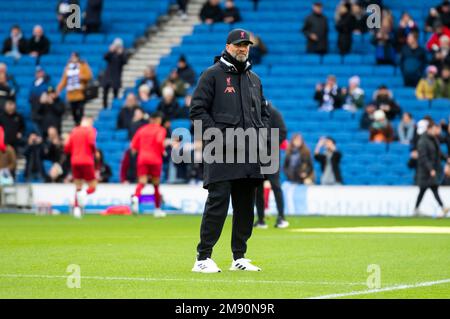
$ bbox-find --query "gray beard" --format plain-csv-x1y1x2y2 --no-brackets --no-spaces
230,51,248,62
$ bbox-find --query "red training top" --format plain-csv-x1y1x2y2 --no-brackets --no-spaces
64,126,96,166
131,123,166,166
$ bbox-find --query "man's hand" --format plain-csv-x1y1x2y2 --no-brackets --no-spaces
430,169,436,177
309,33,318,41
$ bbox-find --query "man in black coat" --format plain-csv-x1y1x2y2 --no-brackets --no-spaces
2,25,28,59
414,121,449,217
177,55,196,88
0,99,25,151
102,39,127,109
117,93,139,130
190,29,270,273
254,102,288,229
36,87,65,137
200,0,224,24
84,0,103,33
399,32,427,87
302,2,329,54
28,25,51,58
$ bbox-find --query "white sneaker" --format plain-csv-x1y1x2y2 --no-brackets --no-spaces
73,206,82,219
413,208,424,217
154,208,166,218
438,207,450,219
229,258,261,272
192,258,222,273
275,220,290,229
131,195,139,214
76,190,87,208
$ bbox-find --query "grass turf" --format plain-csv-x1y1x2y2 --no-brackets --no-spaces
0,214,449,299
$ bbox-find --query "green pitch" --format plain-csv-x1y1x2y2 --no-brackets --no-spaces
0,213,449,299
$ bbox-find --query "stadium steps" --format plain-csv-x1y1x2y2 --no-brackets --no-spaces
121,0,204,87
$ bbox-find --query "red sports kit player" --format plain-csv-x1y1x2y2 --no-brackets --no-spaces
64,117,97,218
130,112,167,217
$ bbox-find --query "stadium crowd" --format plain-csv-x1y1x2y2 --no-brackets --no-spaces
0,0,449,188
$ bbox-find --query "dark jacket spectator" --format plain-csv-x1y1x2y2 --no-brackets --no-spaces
176,95,192,119
95,149,111,182
177,55,196,87
128,108,147,140
430,35,450,72
371,18,396,65
0,100,25,149
249,33,268,65
24,133,46,182
314,137,343,185
29,67,52,113
268,102,287,144
120,148,137,183
0,73,16,112
360,104,376,130
314,75,342,111
372,85,402,120
425,0,450,31
223,0,241,24
200,0,224,24
302,3,329,54
283,134,315,184
369,110,394,143
84,0,103,33
400,33,427,87
161,69,187,97
102,38,127,108
351,3,368,33
157,86,180,120
117,93,139,130
136,66,161,97
2,25,28,58
335,2,355,55
43,127,63,163
36,88,65,136
395,12,419,51
28,25,50,57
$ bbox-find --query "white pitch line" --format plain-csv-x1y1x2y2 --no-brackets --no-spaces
307,278,450,299
0,274,364,286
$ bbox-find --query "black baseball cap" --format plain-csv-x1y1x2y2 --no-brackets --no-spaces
226,29,253,45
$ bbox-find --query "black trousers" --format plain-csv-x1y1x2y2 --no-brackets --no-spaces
197,178,260,261
255,171,285,222
415,185,444,208
103,85,119,109
70,100,85,126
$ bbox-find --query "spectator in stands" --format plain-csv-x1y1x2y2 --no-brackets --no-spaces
137,66,161,98
187,139,203,184
436,67,450,98
176,55,196,88
177,0,189,20
427,20,450,52
0,63,19,95
200,0,224,24
102,38,127,109
117,93,139,130
341,75,365,112
416,65,439,100
314,75,342,111
94,149,111,183
128,107,148,140
42,126,66,183
157,86,180,120
2,25,28,60
37,87,65,137
302,2,329,54
83,0,103,33
0,125,17,182
397,112,415,145
223,0,241,24
0,72,16,112
314,136,342,185
351,2,368,33
335,1,355,55
369,109,394,143
24,132,46,182
249,33,268,65
0,99,25,151
395,12,419,51
425,0,450,32
443,158,450,185
57,0,80,33
360,104,376,130
56,52,93,126
120,148,137,184
29,67,51,113
28,25,50,59
372,85,402,120
176,94,192,119
371,16,396,65
400,32,427,87
430,35,450,72
137,85,152,107
162,69,187,97
283,133,315,184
